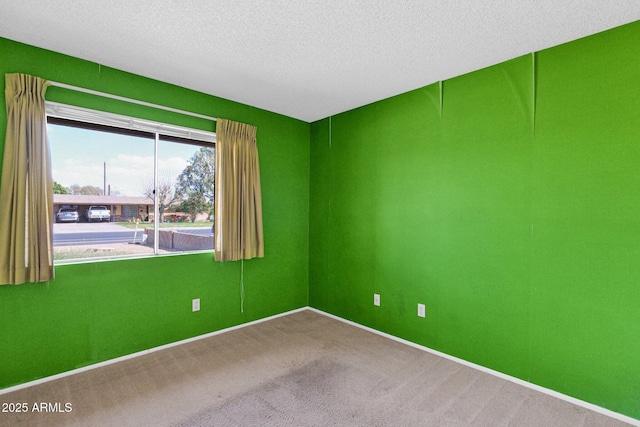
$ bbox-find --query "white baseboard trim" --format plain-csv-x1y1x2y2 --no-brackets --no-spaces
0,306,307,396
307,307,640,427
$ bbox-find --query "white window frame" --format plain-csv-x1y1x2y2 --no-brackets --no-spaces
46,101,216,263
46,102,216,143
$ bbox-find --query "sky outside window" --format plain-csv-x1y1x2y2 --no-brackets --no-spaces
48,123,202,196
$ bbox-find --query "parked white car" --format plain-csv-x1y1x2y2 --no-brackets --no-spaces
85,205,111,222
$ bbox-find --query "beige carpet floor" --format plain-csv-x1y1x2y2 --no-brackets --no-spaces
0,310,632,426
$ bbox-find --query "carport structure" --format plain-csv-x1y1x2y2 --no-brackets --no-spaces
53,194,153,222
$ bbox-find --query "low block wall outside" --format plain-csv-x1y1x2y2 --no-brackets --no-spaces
144,228,213,251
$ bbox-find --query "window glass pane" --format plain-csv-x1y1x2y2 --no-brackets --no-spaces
50,123,157,261
154,140,215,252
49,119,215,263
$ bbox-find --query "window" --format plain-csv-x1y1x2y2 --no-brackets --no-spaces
47,102,216,263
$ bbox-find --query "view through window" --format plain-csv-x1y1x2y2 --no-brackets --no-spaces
48,107,215,263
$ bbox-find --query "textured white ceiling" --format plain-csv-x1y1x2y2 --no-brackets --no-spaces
1,1,639,122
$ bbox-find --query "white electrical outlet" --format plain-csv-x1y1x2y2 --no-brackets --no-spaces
418,303,426,318
192,298,200,312
374,293,380,306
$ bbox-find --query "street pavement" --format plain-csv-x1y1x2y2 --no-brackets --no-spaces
53,221,133,233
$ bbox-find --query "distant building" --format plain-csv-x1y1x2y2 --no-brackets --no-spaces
54,194,154,222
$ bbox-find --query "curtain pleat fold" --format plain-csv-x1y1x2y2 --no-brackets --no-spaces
0,73,54,285
214,119,263,262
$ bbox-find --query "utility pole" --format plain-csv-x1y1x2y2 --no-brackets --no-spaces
103,162,107,196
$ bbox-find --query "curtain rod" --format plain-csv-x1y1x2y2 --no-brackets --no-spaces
48,81,217,122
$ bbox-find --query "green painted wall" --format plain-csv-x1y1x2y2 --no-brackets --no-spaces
0,38,309,388
310,21,640,419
